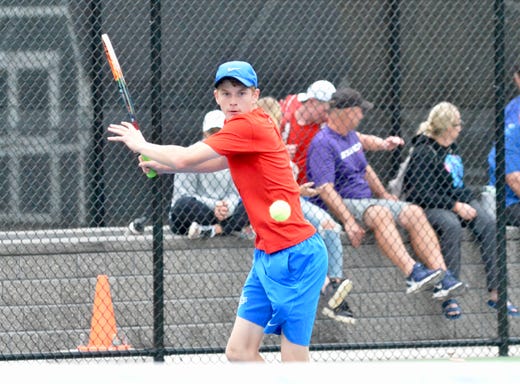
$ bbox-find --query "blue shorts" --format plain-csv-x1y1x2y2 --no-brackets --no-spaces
237,232,328,346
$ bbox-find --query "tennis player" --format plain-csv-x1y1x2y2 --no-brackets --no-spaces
107,61,328,362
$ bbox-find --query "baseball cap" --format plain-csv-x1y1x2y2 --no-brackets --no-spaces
329,88,374,111
214,61,258,87
297,80,336,102
202,110,226,132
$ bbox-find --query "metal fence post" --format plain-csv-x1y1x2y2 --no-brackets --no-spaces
87,0,106,227
150,0,165,363
493,0,509,357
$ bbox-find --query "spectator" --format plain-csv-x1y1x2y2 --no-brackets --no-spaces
307,88,466,308
257,96,354,324
405,101,518,318
488,66,520,226
280,80,404,184
108,61,328,362
280,80,336,184
169,110,249,239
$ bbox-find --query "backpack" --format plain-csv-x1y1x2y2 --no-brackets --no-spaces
388,147,414,199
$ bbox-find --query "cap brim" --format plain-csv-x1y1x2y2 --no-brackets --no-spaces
215,75,255,88
297,93,310,102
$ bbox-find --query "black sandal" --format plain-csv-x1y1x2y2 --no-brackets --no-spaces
442,298,462,320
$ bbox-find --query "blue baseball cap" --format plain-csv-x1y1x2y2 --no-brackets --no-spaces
214,61,258,88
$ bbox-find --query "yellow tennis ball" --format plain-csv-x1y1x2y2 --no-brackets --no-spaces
269,200,291,222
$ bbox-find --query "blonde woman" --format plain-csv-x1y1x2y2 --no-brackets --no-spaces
403,102,518,319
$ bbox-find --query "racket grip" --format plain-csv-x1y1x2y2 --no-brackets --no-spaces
141,155,157,178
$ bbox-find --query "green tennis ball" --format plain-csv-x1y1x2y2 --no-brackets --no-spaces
269,200,291,222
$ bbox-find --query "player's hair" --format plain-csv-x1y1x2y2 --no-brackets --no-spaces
215,77,256,90
257,96,282,128
417,101,459,138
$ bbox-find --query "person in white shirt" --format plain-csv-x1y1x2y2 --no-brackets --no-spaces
169,110,249,239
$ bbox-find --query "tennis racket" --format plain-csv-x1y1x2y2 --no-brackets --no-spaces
101,33,157,178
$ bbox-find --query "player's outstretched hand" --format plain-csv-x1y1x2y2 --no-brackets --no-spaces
138,156,173,175
108,121,147,153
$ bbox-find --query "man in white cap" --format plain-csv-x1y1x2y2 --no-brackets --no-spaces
280,80,404,185
279,80,337,184
169,109,250,239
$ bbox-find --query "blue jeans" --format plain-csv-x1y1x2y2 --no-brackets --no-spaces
300,197,343,278
425,199,497,291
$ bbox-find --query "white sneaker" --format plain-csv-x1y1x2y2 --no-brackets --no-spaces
188,222,201,239
188,222,215,239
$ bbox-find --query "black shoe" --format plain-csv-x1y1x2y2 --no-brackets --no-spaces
321,279,355,324
322,299,356,325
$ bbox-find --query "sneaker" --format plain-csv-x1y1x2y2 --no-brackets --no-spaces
432,270,466,300
187,222,215,239
406,263,445,294
323,300,356,325
321,279,355,324
127,216,147,235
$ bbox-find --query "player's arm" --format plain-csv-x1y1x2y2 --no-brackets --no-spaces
108,121,227,172
139,156,228,174
357,132,404,151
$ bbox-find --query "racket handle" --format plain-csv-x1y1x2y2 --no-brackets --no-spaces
130,121,157,179
141,155,157,178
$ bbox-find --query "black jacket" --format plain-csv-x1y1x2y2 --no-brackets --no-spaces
403,134,474,209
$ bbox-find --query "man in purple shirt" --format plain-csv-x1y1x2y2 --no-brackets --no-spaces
307,88,465,301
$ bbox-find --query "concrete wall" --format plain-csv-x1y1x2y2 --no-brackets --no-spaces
0,226,518,356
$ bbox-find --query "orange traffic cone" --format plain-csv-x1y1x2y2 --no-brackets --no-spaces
78,275,132,351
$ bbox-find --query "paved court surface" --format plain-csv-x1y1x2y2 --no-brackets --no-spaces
4,357,519,384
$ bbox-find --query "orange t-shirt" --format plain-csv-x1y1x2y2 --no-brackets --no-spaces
204,108,315,254
279,95,321,184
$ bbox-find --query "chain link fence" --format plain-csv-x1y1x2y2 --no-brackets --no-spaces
0,0,519,363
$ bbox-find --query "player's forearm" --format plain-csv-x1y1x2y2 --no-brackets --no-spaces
138,142,226,173
137,142,191,170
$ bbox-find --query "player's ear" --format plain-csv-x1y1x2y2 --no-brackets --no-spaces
213,89,220,104
252,88,260,101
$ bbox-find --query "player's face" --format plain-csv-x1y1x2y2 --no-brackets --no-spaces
214,80,260,119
